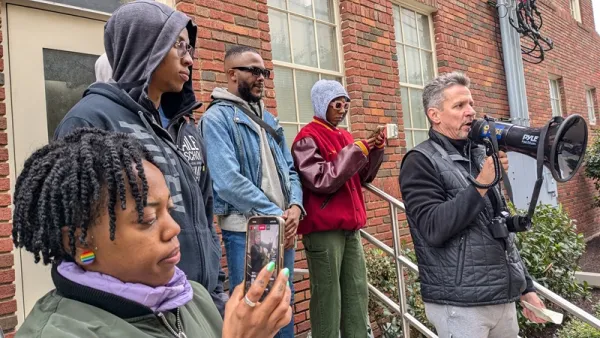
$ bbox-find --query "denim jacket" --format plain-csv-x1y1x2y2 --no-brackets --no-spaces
200,100,304,217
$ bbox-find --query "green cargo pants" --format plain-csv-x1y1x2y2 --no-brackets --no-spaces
303,230,370,338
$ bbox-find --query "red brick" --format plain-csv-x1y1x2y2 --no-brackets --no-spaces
0,238,11,253
0,178,8,192
223,23,249,36
0,208,11,222
0,270,14,284
0,254,13,269
0,300,16,316
0,223,10,237
0,284,15,300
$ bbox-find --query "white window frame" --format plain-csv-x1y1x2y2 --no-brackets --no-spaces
587,87,596,125
570,0,582,23
267,0,347,134
393,1,438,150
548,77,563,117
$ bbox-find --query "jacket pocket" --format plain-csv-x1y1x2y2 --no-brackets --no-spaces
455,235,466,285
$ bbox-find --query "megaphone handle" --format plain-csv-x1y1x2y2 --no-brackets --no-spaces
500,166,514,203
526,118,556,219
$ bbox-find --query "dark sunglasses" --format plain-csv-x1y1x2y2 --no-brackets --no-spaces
174,40,194,59
231,66,271,78
330,101,350,110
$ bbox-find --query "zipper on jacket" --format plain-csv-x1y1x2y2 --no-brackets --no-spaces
455,236,466,285
321,195,333,209
157,310,187,338
506,249,512,299
139,111,207,286
174,121,208,284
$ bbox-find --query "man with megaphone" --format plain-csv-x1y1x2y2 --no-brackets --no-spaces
400,72,547,337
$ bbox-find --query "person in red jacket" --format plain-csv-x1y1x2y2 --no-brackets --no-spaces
291,80,385,338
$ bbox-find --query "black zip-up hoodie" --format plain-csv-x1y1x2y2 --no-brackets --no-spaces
53,0,227,316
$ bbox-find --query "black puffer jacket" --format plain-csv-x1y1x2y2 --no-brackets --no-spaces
400,130,534,306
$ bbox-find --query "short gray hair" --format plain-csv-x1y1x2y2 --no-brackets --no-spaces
422,72,470,116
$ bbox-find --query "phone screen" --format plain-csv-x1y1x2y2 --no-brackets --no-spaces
245,218,282,299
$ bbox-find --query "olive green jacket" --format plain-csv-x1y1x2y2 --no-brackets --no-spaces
16,267,223,337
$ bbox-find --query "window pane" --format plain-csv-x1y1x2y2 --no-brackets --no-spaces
269,10,292,63
410,89,427,129
273,67,297,122
551,99,560,116
43,49,98,140
422,50,434,84
321,74,342,82
402,8,419,47
417,14,432,50
282,124,299,149
47,0,124,13
317,23,339,71
289,0,313,17
414,130,429,146
406,46,422,85
315,0,335,22
401,87,411,128
405,131,414,149
397,44,407,83
268,0,286,10
296,70,320,123
291,15,318,67
393,5,403,42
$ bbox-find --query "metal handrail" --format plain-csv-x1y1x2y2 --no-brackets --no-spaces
294,184,600,336
360,183,600,334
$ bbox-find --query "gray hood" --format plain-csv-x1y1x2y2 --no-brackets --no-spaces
211,87,264,117
104,0,198,118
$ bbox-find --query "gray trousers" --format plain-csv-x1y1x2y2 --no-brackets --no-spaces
424,302,519,338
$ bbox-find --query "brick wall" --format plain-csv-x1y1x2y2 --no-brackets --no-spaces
0,4,16,337
176,0,600,335
519,0,600,237
174,0,316,335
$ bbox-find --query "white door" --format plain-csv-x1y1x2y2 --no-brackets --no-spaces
7,4,105,324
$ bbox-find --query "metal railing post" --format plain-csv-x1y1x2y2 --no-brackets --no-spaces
389,204,411,338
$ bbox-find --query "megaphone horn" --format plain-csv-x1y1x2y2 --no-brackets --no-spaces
467,114,588,182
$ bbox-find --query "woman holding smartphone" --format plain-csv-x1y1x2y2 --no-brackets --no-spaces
291,80,385,338
13,128,291,338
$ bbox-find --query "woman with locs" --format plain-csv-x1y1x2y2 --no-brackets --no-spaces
13,128,292,337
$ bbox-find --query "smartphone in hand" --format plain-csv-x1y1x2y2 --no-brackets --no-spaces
243,216,285,301
369,125,385,138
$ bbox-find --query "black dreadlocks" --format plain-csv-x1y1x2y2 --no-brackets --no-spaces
12,128,156,265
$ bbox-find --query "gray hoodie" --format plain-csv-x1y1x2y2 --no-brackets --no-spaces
54,0,227,316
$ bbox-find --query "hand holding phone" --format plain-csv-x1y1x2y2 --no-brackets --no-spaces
244,216,285,301
368,125,385,139
223,265,292,338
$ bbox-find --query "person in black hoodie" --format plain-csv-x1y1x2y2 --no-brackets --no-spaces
54,0,228,316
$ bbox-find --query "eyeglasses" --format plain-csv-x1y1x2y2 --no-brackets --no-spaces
174,40,194,59
330,101,350,110
231,66,271,79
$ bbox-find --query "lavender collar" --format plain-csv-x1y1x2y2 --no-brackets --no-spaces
57,262,193,313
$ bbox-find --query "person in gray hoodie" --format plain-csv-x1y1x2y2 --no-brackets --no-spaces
54,0,228,316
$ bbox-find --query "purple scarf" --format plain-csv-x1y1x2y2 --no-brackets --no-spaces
58,262,193,313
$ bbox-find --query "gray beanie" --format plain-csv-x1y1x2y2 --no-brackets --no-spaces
311,80,350,121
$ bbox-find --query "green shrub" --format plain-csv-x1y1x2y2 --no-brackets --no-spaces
365,245,433,338
512,203,590,336
585,132,600,207
556,303,600,338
